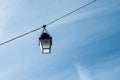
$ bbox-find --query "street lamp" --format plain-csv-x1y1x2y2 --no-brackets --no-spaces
39,25,52,54
0,0,96,55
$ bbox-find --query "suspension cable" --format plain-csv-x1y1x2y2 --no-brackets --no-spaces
46,0,96,26
0,27,43,45
0,0,96,46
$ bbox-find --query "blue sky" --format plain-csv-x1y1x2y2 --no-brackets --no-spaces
0,0,120,80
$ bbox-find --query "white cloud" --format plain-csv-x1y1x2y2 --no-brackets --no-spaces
49,4,110,30
76,65,92,80
0,10,7,38
0,63,25,80
0,2,11,39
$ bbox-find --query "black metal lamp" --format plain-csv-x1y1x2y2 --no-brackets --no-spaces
39,25,52,54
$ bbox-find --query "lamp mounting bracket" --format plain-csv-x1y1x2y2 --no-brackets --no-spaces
41,25,49,34
42,25,47,29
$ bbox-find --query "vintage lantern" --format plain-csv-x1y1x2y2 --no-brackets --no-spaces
39,25,52,54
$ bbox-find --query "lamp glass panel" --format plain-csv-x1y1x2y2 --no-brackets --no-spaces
41,39,51,48
43,49,50,53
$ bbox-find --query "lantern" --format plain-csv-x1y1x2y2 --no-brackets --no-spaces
39,25,52,54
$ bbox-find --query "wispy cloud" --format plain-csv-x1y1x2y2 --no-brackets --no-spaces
76,65,92,80
49,2,111,30
0,10,7,38
0,2,10,39
0,63,25,80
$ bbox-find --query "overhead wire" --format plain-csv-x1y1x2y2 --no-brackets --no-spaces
0,27,43,46
0,0,96,46
46,0,96,26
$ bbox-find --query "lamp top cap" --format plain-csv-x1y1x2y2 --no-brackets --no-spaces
40,32,52,39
